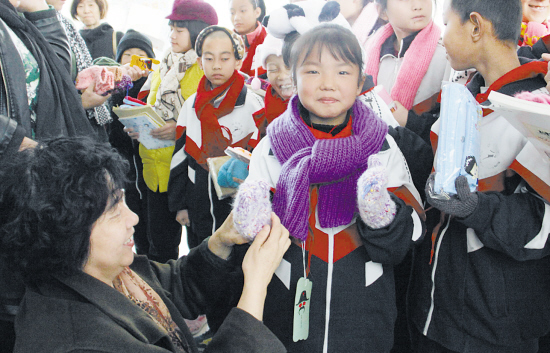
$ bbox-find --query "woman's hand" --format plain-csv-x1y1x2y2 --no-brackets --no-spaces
208,212,250,260
81,85,110,110
150,120,177,140
15,0,49,12
237,213,291,321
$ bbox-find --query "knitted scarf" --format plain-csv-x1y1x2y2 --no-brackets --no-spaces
240,23,267,77
185,70,245,167
264,85,288,124
113,267,189,353
58,13,111,126
268,96,388,241
365,21,441,110
351,2,379,49
155,49,198,121
0,0,93,140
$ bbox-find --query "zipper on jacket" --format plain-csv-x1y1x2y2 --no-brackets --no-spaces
323,228,335,353
0,55,11,117
423,216,451,336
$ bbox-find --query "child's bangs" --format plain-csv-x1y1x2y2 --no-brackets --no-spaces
292,24,363,81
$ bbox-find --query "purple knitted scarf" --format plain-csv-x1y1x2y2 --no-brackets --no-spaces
268,96,388,241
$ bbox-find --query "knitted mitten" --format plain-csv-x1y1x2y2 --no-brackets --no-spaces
357,155,397,229
105,66,124,82
75,67,96,90
218,158,249,188
94,67,115,95
115,74,134,91
233,179,272,241
426,174,478,218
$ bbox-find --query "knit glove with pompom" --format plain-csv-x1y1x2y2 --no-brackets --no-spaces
233,179,272,241
357,155,397,229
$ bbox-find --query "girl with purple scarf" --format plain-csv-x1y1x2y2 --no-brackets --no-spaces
242,24,426,352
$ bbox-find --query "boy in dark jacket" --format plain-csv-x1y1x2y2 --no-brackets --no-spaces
409,0,550,352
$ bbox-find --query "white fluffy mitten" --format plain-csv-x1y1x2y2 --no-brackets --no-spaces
233,179,272,241
357,155,397,229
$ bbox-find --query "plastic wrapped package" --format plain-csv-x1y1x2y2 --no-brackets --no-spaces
433,82,481,199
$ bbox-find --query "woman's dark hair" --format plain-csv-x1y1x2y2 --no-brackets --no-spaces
70,0,108,21
450,0,521,43
169,20,210,49
0,137,129,283
289,23,364,86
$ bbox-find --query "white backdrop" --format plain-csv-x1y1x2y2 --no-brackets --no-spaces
62,0,289,56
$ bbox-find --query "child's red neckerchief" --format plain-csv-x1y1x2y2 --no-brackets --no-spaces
240,24,267,77
187,70,245,166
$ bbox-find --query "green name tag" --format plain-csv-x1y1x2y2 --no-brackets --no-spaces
293,277,312,342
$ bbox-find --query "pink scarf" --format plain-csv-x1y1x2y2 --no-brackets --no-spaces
351,2,379,49
365,21,441,110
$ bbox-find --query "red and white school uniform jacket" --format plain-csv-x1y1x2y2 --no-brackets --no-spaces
410,61,550,353
248,121,425,353
167,85,264,242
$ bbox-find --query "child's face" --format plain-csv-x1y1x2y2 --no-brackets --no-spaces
198,33,242,88
76,0,101,28
522,0,550,24
382,0,432,38
120,48,148,65
295,45,362,126
170,25,192,53
266,55,293,100
442,1,475,71
230,0,261,35
335,0,364,24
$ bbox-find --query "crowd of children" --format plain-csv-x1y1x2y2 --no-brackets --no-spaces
2,0,550,352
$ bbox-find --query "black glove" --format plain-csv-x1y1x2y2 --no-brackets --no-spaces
426,174,478,218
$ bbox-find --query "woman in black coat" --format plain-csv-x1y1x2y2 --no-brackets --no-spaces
70,0,123,60
0,137,289,353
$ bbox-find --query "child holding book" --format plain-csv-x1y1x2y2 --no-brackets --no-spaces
168,26,264,249
245,23,424,352
409,0,550,351
229,0,267,77
128,0,216,262
365,0,451,126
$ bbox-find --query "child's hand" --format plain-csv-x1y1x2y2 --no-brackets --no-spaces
176,209,190,227
545,58,550,91
357,155,397,229
392,101,409,127
150,120,177,140
233,179,272,241
237,213,291,321
123,127,140,140
120,63,149,81
425,174,478,218
218,158,249,188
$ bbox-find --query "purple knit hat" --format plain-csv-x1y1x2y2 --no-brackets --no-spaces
167,0,218,26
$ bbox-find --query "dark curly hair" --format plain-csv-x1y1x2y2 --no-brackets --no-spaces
0,137,129,284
